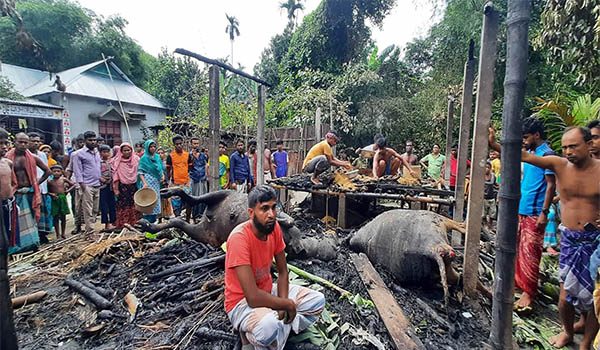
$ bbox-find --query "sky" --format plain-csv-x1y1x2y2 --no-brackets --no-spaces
78,0,436,72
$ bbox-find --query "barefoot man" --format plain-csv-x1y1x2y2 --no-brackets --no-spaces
6,133,51,254
491,126,600,349
372,137,415,178
302,130,351,185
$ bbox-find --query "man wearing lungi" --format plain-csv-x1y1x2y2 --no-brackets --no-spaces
500,126,600,349
492,117,557,312
6,133,51,254
225,185,325,350
28,132,53,243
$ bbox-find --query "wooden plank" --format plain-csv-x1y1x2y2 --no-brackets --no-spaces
351,253,424,350
337,193,347,228
256,85,265,186
208,66,221,192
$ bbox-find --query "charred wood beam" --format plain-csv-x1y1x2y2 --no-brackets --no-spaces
175,48,271,87
147,255,225,280
65,277,112,309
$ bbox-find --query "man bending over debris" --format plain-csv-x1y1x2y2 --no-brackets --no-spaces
302,130,351,185
372,137,415,178
491,126,600,349
225,185,325,350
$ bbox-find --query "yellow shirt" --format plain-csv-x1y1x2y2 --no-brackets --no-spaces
302,140,333,169
491,158,501,180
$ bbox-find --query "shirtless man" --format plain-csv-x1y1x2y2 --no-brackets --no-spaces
0,128,17,250
491,126,600,349
400,140,419,166
48,165,75,239
587,120,600,159
372,137,416,178
6,133,51,253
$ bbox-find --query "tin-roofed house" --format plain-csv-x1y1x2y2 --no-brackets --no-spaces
0,59,167,150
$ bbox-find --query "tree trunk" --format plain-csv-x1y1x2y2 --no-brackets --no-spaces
489,0,531,347
452,40,475,247
464,2,500,297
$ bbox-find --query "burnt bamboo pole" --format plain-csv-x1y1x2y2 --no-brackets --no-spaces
208,66,221,192
452,40,476,247
463,2,500,297
489,0,531,347
257,85,266,186
444,96,456,184
0,180,17,349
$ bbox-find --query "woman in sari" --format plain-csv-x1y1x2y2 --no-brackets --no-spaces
137,140,164,223
112,143,141,228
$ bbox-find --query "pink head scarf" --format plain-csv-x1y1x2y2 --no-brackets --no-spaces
111,143,140,185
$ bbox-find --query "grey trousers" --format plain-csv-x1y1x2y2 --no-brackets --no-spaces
303,155,330,177
191,180,208,217
79,186,100,232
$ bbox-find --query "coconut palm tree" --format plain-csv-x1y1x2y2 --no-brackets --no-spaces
225,14,240,66
280,0,304,28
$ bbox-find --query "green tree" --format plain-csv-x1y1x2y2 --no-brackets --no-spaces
0,75,24,100
225,14,240,66
280,0,304,28
535,0,600,87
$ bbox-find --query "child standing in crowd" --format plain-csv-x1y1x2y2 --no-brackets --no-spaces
157,147,173,223
99,145,116,231
273,140,288,178
48,165,75,239
483,161,497,229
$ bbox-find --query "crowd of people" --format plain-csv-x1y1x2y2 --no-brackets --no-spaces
1,130,291,255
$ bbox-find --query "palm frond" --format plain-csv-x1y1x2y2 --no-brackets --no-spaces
572,94,600,125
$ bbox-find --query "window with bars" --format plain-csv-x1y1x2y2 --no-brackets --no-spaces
98,120,121,147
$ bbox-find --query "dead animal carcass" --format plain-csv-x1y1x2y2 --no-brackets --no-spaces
350,210,465,302
137,188,337,261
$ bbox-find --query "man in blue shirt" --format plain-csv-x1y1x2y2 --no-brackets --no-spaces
490,117,556,312
230,140,253,193
189,137,209,220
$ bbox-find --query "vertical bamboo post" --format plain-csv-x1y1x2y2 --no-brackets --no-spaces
463,2,500,297
315,107,322,141
490,0,531,347
257,85,266,186
452,40,476,247
208,66,221,193
0,178,17,349
444,97,456,184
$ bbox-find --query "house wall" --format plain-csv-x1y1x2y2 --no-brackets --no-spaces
43,93,166,146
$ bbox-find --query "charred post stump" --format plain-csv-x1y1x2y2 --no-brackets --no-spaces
208,65,221,193
257,85,266,186
489,0,531,347
444,96,456,184
0,193,18,349
464,2,500,297
452,40,475,247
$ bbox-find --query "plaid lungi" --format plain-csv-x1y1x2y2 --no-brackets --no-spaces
37,193,53,232
2,197,19,248
8,187,40,254
559,224,599,311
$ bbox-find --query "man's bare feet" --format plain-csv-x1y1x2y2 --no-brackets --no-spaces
574,315,585,334
547,246,559,256
515,291,532,308
549,332,573,348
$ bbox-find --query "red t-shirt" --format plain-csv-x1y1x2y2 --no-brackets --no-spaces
449,155,471,187
224,221,286,312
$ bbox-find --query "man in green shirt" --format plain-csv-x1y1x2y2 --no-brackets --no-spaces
420,144,446,179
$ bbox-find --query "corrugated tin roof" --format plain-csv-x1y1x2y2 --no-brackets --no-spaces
1,61,165,109
0,63,48,92
0,97,63,109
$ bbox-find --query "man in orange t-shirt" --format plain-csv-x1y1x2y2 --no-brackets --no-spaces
225,185,325,350
166,134,193,217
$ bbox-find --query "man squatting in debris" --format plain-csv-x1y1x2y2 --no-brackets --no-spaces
225,185,325,350
302,130,352,185
372,136,415,178
491,125,600,349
